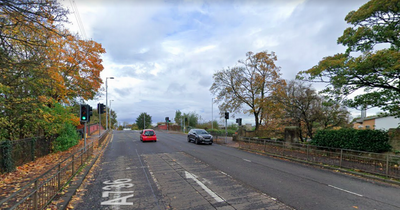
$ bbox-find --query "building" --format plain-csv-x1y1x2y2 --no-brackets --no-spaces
353,116,400,130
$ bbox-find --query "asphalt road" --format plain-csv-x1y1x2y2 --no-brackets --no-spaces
74,130,400,210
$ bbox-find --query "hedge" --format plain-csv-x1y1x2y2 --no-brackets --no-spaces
208,129,236,136
311,129,391,153
53,123,80,152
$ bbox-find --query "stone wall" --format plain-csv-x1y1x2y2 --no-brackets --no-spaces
388,128,400,152
284,126,299,144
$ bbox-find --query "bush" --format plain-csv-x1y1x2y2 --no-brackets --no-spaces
53,123,80,152
208,129,236,136
311,128,391,153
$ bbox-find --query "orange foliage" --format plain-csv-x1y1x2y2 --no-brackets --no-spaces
40,31,106,104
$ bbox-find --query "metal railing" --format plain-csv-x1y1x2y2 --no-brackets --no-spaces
238,138,400,180
0,136,55,173
0,131,109,210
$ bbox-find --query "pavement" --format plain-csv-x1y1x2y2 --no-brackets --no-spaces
54,130,111,210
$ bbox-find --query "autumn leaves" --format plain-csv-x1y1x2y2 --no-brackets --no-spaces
0,1,105,140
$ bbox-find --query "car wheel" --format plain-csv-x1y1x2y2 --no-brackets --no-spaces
187,137,191,142
209,143,212,145
195,138,199,144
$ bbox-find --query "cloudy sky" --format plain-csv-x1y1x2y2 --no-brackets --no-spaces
62,0,371,126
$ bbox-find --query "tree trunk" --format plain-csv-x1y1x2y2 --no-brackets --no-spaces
298,120,304,142
254,112,260,131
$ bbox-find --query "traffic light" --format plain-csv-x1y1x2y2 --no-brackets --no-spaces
101,104,106,114
80,104,89,122
236,118,242,126
225,112,229,119
165,117,169,122
97,103,106,114
88,105,93,122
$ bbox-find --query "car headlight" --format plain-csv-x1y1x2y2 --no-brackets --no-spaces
199,136,204,140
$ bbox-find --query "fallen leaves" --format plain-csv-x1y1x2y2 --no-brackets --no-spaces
0,136,96,201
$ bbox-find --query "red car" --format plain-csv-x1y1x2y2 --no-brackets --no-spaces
140,129,157,142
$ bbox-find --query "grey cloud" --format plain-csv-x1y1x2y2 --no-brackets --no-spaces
84,0,372,125
113,87,133,98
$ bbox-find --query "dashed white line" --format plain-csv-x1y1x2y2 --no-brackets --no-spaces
328,185,363,197
220,171,232,178
243,158,252,162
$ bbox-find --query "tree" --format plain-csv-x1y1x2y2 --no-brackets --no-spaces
182,112,199,128
278,80,322,141
0,0,70,140
109,109,118,129
131,123,139,130
0,0,105,140
174,110,183,124
277,80,350,140
210,51,285,131
319,100,351,130
136,112,152,129
297,0,400,117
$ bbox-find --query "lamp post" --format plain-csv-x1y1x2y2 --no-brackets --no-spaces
109,99,114,130
106,77,114,130
212,97,217,129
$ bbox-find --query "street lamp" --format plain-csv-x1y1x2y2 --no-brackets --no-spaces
212,97,217,129
109,99,114,130
106,77,114,130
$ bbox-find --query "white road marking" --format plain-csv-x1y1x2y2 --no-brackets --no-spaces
243,158,252,162
220,171,232,178
185,171,225,203
149,171,161,190
101,179,134,207
113,185,121,210
328,185,363,197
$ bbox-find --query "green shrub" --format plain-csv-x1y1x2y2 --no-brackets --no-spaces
53,123,80,152
208,129,236,136
311,128,391,153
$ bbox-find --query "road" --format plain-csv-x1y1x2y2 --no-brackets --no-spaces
74,130,400,210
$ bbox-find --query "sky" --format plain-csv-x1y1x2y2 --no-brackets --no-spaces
62,0,372,126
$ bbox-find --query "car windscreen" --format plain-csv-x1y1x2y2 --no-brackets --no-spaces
196,130,208,134
144,131,154,136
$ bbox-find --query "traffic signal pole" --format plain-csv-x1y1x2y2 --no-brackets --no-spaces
224,112,229,144
225,119,227,144
99,109,101,138
84,122,87,149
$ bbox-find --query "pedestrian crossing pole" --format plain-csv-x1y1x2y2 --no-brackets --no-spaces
84,122,87,150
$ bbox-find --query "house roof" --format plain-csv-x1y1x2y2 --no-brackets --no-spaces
355,116,379,123
354,114,395,124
